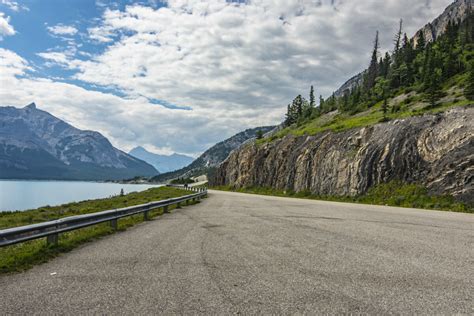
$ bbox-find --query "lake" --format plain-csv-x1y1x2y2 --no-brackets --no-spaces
0,180,162,212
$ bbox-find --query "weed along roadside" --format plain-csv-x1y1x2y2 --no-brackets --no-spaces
210,182,473,213
0,186,208,274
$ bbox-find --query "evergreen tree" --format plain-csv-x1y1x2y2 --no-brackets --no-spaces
256,130,264,139
425,71,442,108
416,31,426,53
420,44,431,84
465,61,474,101
309,85,316,108
340,92,350,111
393,19,403,61
424,51,442,108
381,97,389,121
319,95,324,110
285,104,294,126
294,95,303,117
365,31,380,91
380,52,391,78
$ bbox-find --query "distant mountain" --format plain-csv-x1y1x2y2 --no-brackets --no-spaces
151,126,276,182
334,0,473,97
0,103,159,180
129,146,194,173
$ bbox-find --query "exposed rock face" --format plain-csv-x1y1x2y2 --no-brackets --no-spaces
212,107,474,203
414,0,473,45
334,72,365,98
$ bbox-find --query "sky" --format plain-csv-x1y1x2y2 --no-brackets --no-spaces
0,0,454,157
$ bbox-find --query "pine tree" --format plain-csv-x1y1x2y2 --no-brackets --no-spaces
420,44,431,84
465,61,474,101
426,72,442,108
309,85,316,108
365,30,380,91
285,104,293,126
424,51,442,108
393,19,403,61
416,31,426,53
381,97,389,121
319,95,324,110
380,52,391,78
294,95,303,118
256,130,264,139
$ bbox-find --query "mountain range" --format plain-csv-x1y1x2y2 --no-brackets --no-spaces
0,103,158,180
151,126,275,182
128,146,194,173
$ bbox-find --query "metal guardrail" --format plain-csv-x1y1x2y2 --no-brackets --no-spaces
0,187,207,247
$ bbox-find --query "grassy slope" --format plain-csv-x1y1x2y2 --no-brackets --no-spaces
212,181,473,213
0,187,198,274
259,73,472,144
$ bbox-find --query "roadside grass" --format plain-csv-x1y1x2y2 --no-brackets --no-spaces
211,181,473,213
0,187,199,274
193,182,209,189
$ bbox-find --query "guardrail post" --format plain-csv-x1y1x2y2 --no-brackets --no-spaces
110,219,118,230
144,210,149,221
46,233,58,246
177,202,181,208
164,205,169,213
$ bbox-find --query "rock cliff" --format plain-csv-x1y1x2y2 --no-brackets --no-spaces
414,0,473,44
212,107,474,203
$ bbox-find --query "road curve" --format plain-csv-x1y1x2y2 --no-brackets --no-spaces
1,190,473,314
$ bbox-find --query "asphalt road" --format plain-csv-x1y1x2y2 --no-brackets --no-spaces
1,190,473,314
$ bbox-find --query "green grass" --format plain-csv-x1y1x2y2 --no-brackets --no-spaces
257,74,472,145
0,186,200,274
212,181,473,213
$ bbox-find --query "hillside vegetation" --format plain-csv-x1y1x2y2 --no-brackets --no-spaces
260,13,474,144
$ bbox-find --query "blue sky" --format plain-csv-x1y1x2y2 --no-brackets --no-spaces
0,0,453,156
1,0,177,105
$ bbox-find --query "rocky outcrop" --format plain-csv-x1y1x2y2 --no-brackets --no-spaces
414,0,473,45
212,107,474,203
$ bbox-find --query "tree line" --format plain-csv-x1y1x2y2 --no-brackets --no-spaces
284,11,474,127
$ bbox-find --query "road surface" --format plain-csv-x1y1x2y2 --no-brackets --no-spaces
1,190,473,314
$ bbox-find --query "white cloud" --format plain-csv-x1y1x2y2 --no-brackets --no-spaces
0,48,267,156
1,0,455,156
0,0,28,12
77,0,452,110
0,12,14,39
47,24,78,36
0,47,29,76
88,25,114,43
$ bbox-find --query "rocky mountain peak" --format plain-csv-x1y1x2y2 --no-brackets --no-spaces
414,0,473,44
0,104,158,180
24,102,37,110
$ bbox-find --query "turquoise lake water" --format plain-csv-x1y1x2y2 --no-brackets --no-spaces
0,180,161,212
